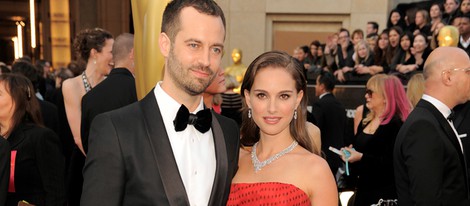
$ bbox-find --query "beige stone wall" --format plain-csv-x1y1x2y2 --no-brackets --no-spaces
217,0,418,68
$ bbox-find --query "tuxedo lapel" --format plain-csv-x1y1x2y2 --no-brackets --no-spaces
139,91,190,205
207,112,228,206
418,100,468,183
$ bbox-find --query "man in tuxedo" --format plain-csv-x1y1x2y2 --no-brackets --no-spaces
81,33,137,154
81,0,240,205
312,70,346,175
394,47,470,205
454,101,470,186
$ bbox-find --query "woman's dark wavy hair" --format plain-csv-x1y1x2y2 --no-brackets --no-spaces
0,73,43,136
240,51,318,155
73,27,113,63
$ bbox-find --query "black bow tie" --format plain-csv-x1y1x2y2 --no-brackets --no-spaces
173,104,212,133
447,110,456,122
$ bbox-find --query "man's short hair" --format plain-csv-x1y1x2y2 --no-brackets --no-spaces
310,40,321,47
161,0,226,41
318,70,335,92
339,28,350,37
112,33,134,63
368,21,379,31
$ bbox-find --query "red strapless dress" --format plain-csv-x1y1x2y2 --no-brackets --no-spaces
227,182,311,206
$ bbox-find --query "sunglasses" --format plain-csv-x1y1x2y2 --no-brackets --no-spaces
365,89,374,96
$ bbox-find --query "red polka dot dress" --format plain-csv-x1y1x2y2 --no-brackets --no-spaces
227,182,311,206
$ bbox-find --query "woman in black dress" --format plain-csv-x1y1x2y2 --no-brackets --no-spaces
0,73,65,206
341,74,411,206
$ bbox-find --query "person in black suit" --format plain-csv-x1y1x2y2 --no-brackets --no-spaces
81,0,240,205
454,101,470,187
458,13,470,57
81,33,137,154
0,74,65,206
312,70,346,175
0,137,10,206
394,47,470,206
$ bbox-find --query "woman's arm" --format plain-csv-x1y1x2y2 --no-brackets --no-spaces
62,79,85,155
309,158,338,206
306,122,321,154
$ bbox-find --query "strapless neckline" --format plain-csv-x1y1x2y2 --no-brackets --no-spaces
227,182,311,206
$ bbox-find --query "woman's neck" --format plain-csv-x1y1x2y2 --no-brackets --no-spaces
257,131,295,156
0,120,11,138
84,65,105,88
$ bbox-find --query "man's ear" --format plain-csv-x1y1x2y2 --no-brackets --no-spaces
159,32,170,57
441,70,453,86
129,48,135,61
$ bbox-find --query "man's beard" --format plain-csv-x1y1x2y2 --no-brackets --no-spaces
167,47,215,96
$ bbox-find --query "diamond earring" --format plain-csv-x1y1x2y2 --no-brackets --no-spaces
248,109,252,119
294,110,297,120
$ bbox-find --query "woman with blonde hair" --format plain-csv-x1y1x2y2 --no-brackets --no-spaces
351,40,375,84
406,73,425,107
341,74,411,206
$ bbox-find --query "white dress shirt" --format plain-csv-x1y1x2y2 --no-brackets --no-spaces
460,36,470,49
154,82,216,206
422,95,463,153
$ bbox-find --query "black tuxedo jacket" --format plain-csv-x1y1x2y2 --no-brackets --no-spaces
454,101,470,186
394,99,470,206
81,91,240,206
81,68,137,153
312,93,346,174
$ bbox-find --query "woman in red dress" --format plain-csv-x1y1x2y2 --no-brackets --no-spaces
227,51,338,206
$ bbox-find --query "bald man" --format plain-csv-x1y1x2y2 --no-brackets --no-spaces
394,47,470,206
81,33,137,154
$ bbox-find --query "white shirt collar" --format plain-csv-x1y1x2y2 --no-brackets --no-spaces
319,92,331,99
460,35,470,48
153,82,205,132
422,94,452,119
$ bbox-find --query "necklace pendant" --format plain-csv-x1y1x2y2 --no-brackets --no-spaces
251,140,298,173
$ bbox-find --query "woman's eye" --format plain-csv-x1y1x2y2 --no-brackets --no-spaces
280,94,290,99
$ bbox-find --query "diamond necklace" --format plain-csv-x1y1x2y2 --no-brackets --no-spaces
251,140,298,173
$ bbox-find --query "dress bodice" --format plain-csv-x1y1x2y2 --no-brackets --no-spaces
227,182,311,206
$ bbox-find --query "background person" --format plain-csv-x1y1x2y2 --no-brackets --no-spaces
341,74,411,206
394,47,470,206
63,27,113,206
0,73,65,206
